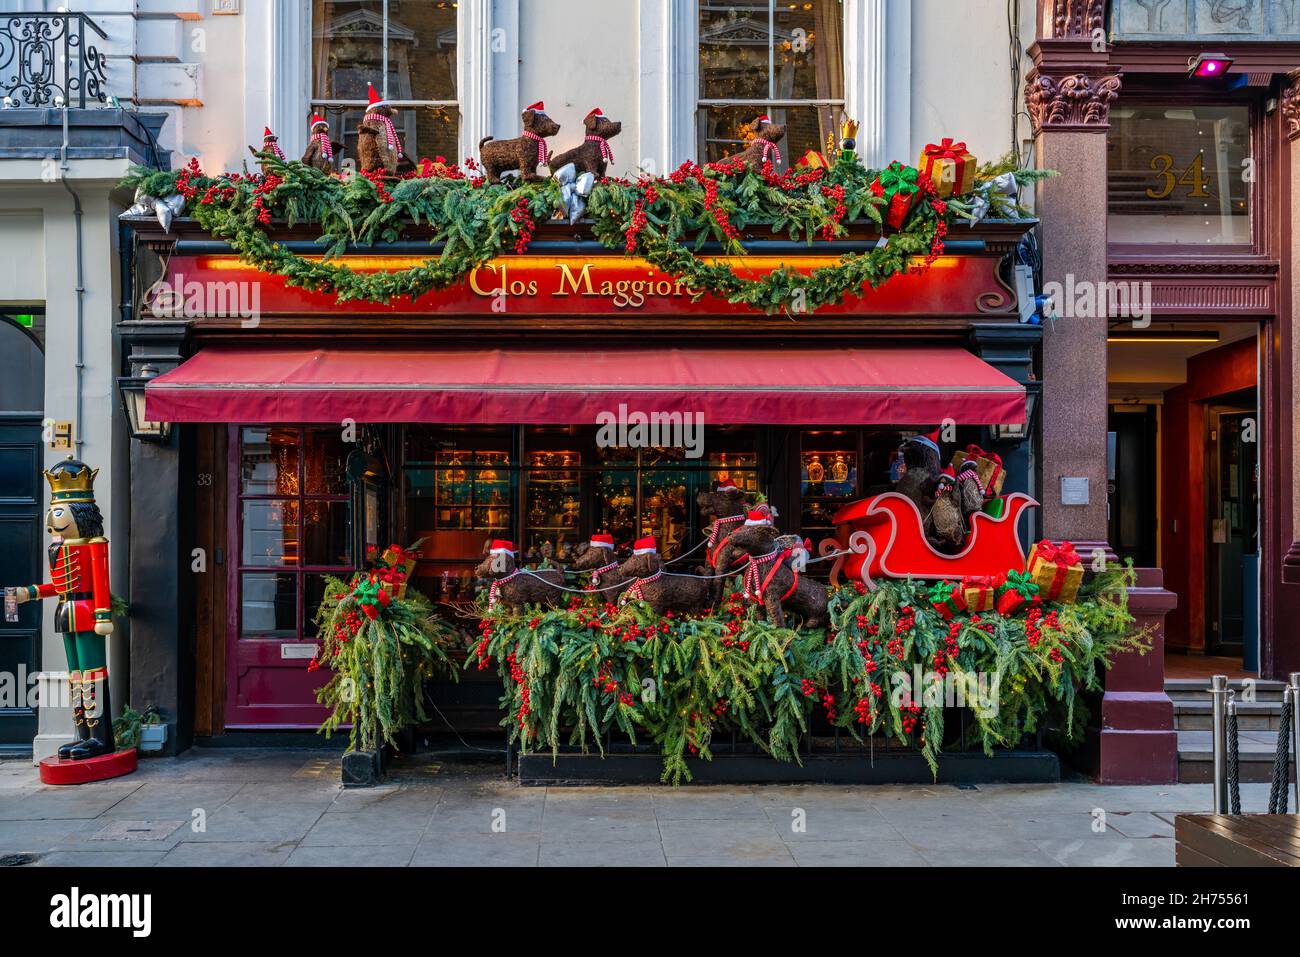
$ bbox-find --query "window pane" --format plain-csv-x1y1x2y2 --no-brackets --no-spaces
698,104,836,168
404,425,513,466
241,572,297,638
243,500,298,566
1108,105,1251,245
303,500,352,567
241,427,299,497
700,1,772,100
304,428,350,495
303,573,344,640
800,430,858,540
774,0,844,103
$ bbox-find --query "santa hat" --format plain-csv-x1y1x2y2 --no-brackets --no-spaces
488,540,515,555
716,482,740,493
263,126,276,139
585,107,603,121
632,536,657,555
906,428,942,457
310,114,328,131
744,508,773,526
936,467,956,489
366,83,388,112
589,533,615,550
754,114,771,125
525,100,546,114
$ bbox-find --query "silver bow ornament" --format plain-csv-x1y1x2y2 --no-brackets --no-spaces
552,162,596,225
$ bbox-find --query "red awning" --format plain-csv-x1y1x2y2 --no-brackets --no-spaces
145,345,1025,425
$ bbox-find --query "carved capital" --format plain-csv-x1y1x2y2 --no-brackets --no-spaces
1052,0,1107,39
1283,71,1300,142
1026,70,1122,134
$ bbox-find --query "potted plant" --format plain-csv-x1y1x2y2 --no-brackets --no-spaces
138,707,166,752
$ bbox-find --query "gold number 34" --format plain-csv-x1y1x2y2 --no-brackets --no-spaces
1146,153,1212,200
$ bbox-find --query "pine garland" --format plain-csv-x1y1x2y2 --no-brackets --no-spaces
312,563,461,754
472,567,1148,784
121,152,1050,315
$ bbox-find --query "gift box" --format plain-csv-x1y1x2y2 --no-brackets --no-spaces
918,138,977,199
871,161,920,231
798,149,830,171
1027,540,1083,603
381,543,420,599
927,580,967,620
951,444,1006,498
982,497,1006,519
961,574,1004,613
995,570,1040,615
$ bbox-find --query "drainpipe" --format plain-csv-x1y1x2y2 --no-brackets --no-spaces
59,102,86,456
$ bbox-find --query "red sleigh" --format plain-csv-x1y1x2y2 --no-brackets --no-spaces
826,492,1038,588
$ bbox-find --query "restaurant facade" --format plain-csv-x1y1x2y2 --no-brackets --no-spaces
4,0,1299,786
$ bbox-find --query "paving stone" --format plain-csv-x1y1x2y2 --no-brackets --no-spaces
651,789,769,822
177,802,327,844
36,850,169,867
411,831,541,867
96,781,244,821
286,843,416,867
657,818,788,859
300,810,428,847
161,841,296,867
1035,836,1176,867
88,819,185,842
426,791,546,833
788,839,928,867
0,782,141,821
539,839,666,867
1104,811,1176,839
765,804,903,842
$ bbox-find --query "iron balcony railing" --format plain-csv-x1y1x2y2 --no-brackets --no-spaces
0,12,108,109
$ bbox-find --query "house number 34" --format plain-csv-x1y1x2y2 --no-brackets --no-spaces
1146,153,1211,200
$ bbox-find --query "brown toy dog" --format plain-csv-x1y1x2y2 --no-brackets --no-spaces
479,101,561,184
301,113,336,173
895,430,943,517
358,83,404,176
568,535,633,603
615,538,712,617
549,107,622,179
719,114,787,168
725,525,828,629
474,539,565,614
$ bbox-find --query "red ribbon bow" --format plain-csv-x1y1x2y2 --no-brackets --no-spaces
1035,540,1081,567
962,574,1006,591
924,138,968,159
964,444,1003,468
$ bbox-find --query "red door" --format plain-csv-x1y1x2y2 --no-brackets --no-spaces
226,426,354,729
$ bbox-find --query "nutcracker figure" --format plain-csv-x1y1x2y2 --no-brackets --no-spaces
8,457,115,760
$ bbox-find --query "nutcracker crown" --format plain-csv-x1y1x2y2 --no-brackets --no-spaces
840,118,859,140
44,456,99,503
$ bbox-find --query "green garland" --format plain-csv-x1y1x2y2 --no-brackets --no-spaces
312,565,461,754
471,567,1148,784
121,152,1049,315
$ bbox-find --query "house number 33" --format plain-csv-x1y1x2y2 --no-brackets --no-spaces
1146,153,1212,200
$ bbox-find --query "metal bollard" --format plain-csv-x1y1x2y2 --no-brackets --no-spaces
1210,674,1229,814
1291,673,1300,812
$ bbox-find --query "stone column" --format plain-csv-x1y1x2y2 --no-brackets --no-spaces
1026,18,1177,783
1279,74,1300,678
120,320,193,755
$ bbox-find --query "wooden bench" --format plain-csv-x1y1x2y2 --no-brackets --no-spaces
1176,814,1300,867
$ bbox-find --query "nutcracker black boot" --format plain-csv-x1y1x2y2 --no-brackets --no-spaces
56,672,90,760
69,667,114,760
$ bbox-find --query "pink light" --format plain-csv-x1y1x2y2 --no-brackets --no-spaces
1190,53,1233,79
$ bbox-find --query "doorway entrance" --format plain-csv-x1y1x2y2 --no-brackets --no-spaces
1107,321,1260,673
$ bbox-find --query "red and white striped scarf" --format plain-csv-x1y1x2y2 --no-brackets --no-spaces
487,569,521,610
619,569,662,605
266,139,285,161
312,130,333,161
588,560,620,589
585,134,614,164
523,130,550,166
742,548,792,602
756,138,781,166
367,111,402,153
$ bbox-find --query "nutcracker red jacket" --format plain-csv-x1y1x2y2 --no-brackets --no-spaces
28,538,111,634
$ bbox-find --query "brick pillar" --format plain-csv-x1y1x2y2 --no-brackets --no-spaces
1026,23,1177,783
1278,74,1300,678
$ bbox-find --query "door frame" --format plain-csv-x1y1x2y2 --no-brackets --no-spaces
1203,393,1259,658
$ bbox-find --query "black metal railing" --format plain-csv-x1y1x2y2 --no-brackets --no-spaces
0,13,108,109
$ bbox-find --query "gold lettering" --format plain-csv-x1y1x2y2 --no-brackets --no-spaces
469,263,502,297
555,262,597,297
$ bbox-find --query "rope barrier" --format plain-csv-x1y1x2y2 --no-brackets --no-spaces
1226,693,1241,815
1268,696,1293,815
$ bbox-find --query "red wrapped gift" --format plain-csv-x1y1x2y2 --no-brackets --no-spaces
927,580,967,620
870,162,920,231
961,574,1004,613
1027,540,1084,603
917,138,977,199
951,444,1005,498
995,570,1040,615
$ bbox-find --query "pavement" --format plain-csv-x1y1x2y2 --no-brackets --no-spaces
0,749,1288,867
